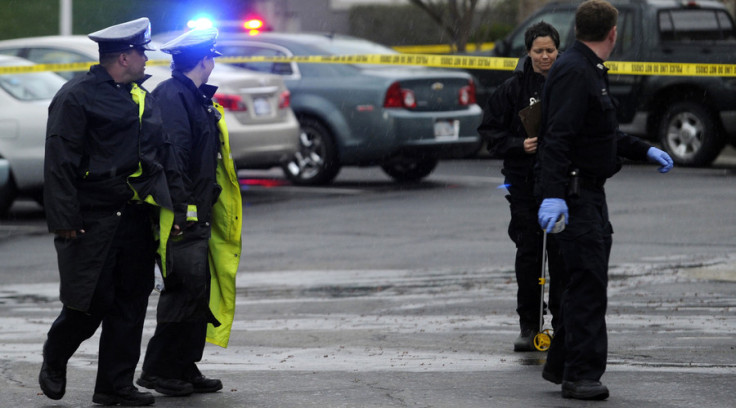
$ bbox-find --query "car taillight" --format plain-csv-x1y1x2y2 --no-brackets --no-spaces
278,90,291,109
384,82,416,109
459,80,476,106
214,93,247,111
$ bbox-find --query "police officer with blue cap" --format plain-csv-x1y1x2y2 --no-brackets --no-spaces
137,27,242,398
40,17,185,406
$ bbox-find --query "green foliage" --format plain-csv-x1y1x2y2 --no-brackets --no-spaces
0,0,59,39
0,0,246,40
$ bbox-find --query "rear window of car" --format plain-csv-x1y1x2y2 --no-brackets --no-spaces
0,71,66,100
658,8,736,41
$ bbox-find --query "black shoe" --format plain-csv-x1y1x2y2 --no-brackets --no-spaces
39,361,66,400
513,327,537,352
541,365,562,385
188,375,223,393
561,380,610,400
136,371,193,396
92,386,154,406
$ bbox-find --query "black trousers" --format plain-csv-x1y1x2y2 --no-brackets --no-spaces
44,204,155,394
545,186,611,382
142,321,207,380
505,174,564,330
142,222,212,380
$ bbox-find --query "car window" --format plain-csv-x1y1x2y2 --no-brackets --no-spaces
218,44,293,75
659,9,736,41
0,48,22,57
24,48,93,80
611,9,632,58
0,70,66,100
509,9,576,57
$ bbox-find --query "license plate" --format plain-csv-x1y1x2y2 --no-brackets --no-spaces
253,97,272,116
434,119,459,140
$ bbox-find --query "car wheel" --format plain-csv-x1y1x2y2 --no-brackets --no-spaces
658,101,724,167
381,158,438,182
282,118,340,185
0,175,17,217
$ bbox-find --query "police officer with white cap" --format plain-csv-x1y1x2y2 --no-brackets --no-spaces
40,17,185,406
137,27,242,398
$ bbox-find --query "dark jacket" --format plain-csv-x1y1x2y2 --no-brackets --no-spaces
538,41,650,199
151,71,223,324
44,64,180,311
478,56,546,179
153,71,222,223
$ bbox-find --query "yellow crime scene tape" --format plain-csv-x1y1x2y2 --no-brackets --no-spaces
2,54,736,77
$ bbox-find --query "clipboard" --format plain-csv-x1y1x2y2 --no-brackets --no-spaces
518,98,542,139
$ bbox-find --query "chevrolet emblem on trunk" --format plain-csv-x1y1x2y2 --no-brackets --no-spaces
431,82,444,91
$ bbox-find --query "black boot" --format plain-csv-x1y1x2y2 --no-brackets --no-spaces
188,374,223,393
136,371,193,396
39,360,66,400
92,385,155,406
513,326,537,352
561,380,610,400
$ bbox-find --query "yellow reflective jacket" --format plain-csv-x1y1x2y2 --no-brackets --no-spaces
206,102,243,348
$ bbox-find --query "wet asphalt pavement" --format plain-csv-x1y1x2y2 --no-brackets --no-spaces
1,155,735,407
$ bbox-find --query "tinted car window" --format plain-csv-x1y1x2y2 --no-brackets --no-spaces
219,44,293,75
659,9,736,41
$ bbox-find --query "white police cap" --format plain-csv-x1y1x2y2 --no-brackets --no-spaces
88,17,154,54
160,28,223,57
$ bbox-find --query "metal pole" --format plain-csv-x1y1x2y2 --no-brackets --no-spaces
60,0,72,36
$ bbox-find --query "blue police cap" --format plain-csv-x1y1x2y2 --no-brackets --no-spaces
160,28,223,58
88,17,154,54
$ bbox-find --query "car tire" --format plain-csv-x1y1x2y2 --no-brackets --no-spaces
0,174,17,217
380,158,438,182
282,117,340,186
658,101,724,167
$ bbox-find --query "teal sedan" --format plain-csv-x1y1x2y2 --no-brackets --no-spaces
212,32,484,185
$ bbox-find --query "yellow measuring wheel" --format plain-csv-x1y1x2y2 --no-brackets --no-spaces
535,230,555,351
534,329,553,351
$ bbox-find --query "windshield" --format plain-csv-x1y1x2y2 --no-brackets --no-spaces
312,37,399,69
0,62,66,100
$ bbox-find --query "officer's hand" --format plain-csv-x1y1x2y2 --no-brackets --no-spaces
171,224,183,236
523,137,538,154
538,198,568,234
647,147,674,173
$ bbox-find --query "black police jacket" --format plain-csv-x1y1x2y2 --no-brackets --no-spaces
153,70,222,223
44,64,183,311
538,41,650,199
45,64,182,228
477,56,545,179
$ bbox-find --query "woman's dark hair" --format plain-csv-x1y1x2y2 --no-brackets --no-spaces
171,53,204,73
524,21,561,51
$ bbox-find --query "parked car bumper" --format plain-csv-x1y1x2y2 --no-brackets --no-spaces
227,110,301,169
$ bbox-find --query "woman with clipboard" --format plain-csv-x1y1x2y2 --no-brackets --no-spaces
477,21,564,352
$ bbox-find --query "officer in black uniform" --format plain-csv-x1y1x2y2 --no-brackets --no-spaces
137,27,229,397
536,0,674,401
478,21,565,352
39,18,184,406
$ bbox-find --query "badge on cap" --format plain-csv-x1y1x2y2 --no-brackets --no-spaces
88,17,154,54
160,28,223,57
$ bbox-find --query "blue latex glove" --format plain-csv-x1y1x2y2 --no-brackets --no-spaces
647,147,674,173
538,198,569,234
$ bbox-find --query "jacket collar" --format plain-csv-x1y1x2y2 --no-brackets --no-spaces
172,70,218,100
572,40,608,76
